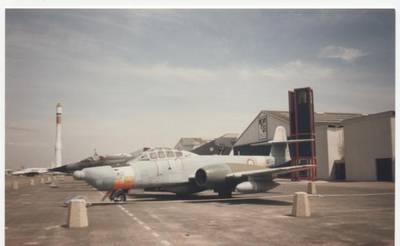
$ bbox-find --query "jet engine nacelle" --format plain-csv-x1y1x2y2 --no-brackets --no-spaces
194,164,231,188
73,170,85,180
236,181,277,193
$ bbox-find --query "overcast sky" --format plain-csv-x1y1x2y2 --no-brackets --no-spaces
5,9,395,169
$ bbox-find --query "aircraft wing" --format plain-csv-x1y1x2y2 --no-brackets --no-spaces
12,168,49,176
251,139,314,146
226,164,315,179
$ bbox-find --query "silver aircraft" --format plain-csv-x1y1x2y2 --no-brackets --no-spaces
74,126,314,201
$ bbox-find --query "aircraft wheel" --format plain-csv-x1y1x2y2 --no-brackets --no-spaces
112,196,121,202
109,190,126,202
113,195,125,202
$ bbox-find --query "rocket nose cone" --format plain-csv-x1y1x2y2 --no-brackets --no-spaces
73,170,85,180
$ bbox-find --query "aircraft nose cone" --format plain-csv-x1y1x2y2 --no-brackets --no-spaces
83,166,117,191
73,170,85,180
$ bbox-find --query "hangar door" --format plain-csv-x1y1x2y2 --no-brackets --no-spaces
376,158,393,181
333,162,346,181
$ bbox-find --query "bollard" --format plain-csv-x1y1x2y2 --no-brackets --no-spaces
67,199,88,228
12,181,19,190
40,178,45,184
50,181,59,188
30,179,35,186
45,176,52,184
307,182,317,195
292,192,311,217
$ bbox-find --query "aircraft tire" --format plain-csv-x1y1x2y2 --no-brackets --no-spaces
109,189,127,202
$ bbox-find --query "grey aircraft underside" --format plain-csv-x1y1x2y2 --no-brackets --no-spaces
74,126,314,201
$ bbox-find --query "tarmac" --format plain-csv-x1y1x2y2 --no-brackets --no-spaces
5,176,394,246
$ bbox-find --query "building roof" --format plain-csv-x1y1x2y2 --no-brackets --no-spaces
219,133,239,139
342,110,395,124
192,133,238,155
177,138,208,146
234,110,363,147
174,137,210,151
261,110,363,124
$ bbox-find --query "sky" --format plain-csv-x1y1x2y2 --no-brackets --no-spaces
5,9,395,169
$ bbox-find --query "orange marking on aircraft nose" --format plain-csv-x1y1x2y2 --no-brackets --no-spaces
113,176,135,190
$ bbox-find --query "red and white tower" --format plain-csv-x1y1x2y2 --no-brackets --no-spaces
55,103,63,168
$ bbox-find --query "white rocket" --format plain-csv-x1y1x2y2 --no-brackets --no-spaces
55,103,62,168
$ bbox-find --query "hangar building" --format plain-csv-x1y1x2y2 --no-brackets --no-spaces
192,133,238,155
233,110,364,180
175,138,209,152
175,134,238,155
342,111,395,181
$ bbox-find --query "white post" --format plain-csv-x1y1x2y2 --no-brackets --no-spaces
292,192,311,217
307,182,317,194
12,181,19,190
67,199,89,228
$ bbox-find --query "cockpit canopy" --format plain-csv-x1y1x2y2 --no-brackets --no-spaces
133,147,197,161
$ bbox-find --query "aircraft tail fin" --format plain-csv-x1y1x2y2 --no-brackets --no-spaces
269,126,291,165
250,126,314,166
272,125,287,142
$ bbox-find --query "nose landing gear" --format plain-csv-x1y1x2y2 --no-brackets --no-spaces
109,189,127,202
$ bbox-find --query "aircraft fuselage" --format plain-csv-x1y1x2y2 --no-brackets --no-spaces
78,151,276,195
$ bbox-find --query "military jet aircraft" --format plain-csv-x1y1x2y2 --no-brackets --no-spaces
50,148,149,173
74,126,314,201
12,167,49,176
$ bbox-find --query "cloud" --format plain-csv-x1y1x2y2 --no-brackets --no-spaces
6,121,41,132
92,59,334,86
5,10,394,169
252,60,334,82
318,45,367,62
6,141,48,147
6,126,36,132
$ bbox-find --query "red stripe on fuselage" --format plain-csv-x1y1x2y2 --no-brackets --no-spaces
113,176,135,190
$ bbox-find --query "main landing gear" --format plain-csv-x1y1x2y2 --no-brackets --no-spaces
216,186,235,198
217,190,232,198
109,189,128,202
